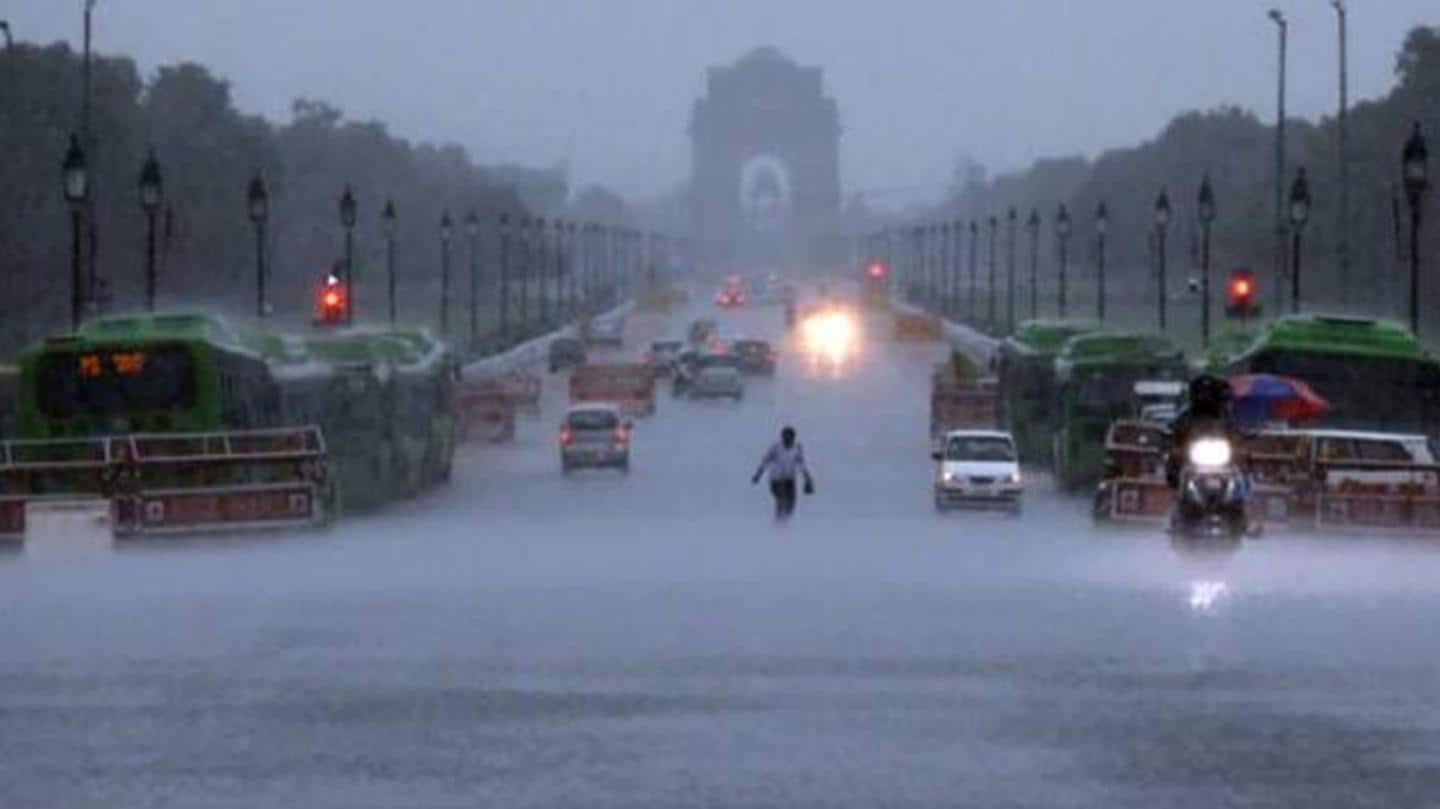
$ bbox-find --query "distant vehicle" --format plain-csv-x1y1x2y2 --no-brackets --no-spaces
732,338,777,376
931,430,1023,513
559,403,631,474
672,350,739,398
549,337,586,372
644,339,685,377
570,363,656,416
688,365,745,401
688,318,718,346
584,318,625,349
715,277,746,307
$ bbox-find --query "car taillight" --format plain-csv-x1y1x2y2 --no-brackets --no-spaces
643,351,654,363
614,426,629,443
558,428,573,446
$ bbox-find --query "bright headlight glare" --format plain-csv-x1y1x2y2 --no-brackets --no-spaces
1188,438,1232,468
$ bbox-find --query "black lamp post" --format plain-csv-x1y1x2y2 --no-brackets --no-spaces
1154,188,1172,330
1289,167,1310,313
554,220,567,323
1026,209,1040,320
382,199,397,326
339,185,357,325
967,220,979,321
62,134,88,331
1197,176,1216,343
987,215,999,328
247,173,268,319
1095,201,1109,324
1403,122,1429,336
498,214,512,340
1006,208,1017,333
535,218,549,325
465,210,480,350
1056,204,1071,318
439,211,453,337
138,148,163,312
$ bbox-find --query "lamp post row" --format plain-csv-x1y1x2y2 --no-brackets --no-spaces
56,137,673,350
870,121,1429,340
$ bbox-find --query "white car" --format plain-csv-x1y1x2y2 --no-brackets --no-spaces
932,430,1023,513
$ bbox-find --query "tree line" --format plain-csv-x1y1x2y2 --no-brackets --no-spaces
0,42,623,357
914,24,1439,334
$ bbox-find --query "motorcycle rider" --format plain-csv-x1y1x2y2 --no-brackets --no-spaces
1166,374,1239,487
751,426,815,520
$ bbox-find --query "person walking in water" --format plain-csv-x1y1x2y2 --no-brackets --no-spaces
751,426,815,520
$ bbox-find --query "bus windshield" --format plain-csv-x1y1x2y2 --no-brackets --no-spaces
35,344,197,419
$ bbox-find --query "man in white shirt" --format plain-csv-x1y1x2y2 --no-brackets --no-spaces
751,426,815,520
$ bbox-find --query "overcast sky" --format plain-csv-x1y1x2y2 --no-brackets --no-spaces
9,1,1437,207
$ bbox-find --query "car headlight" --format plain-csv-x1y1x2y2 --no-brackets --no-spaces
1188,438,1232,469
1006,472,1022,485
942,472,959,484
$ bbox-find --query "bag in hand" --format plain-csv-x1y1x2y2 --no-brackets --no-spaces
803,476,815,495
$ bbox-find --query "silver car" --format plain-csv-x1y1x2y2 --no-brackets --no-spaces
688,366,744,401
559,403,632,474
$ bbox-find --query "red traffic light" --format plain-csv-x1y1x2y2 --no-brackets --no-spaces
1227,269,1255,304
866,261,888,278
315,274,349,325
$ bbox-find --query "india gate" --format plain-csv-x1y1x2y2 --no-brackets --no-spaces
689,47,842,271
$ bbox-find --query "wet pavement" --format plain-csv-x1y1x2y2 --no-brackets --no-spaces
4,301,1440,808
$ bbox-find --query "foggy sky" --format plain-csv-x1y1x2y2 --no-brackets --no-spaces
9,1,1437,207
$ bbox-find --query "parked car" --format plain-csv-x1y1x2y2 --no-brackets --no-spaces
732,338,777,376
549,337,586,372
688,366,745,401
559,403,632,474
931,430,1023,513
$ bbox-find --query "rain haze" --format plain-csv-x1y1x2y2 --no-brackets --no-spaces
4,2,1440,808
8,1,1436,203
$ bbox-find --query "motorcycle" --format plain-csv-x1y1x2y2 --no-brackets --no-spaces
1169,435,1247,552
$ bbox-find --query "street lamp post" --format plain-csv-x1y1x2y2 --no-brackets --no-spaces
465,210,480,350
987,215,998,328
1268,8,1289,314
1095,202,1109,324
1403,122,1429,336
1006,208,1017,333
555,220,567,322
967,220,979,321
1289,168,1311,313
1332,0,1351,300
247,173,268,319
1,21,13,100
439,211,453,337
1026,209,1040,320
138,148,163,311
62,134,88,331
1198,176,1216,343
1154,189,1172,331
498,214,512,340
382,200,397,326
909,225,922,304
1056,205,1071,319
339,186,357,325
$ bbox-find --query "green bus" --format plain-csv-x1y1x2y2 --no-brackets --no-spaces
996,320,1096,464
12,313,457,517
1051,331,1187,490
1218,314,1440,435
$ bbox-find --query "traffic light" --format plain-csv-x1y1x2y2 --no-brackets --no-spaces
1225,268,1259,320
865,260,888,279
315,274,349,326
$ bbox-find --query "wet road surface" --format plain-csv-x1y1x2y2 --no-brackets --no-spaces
4,301,1440,808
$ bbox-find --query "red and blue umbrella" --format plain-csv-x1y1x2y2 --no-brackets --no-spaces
1228,373,1330,426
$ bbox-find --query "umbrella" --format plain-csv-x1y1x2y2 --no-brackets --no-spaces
1228,374,1330,426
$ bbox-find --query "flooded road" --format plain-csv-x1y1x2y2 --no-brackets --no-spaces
4,302,1440,808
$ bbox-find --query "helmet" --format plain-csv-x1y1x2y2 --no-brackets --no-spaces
1188,374,1232,409
781,426,797,446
